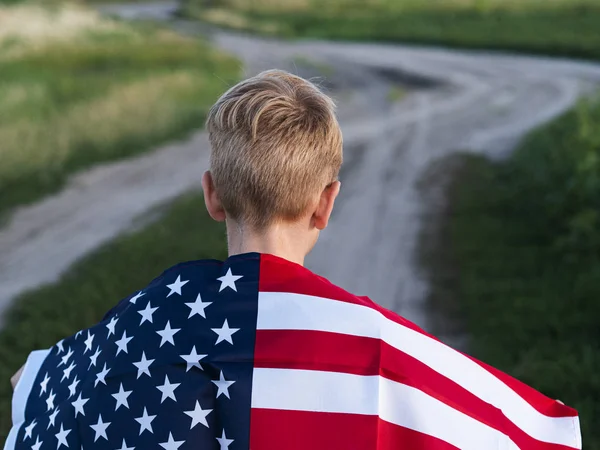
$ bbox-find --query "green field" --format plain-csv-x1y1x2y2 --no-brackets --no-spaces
183,0,600,60
0,192,228,440
0,4,239,219
442,100,600,448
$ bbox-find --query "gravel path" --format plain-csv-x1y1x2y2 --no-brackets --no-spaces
2,2,600,346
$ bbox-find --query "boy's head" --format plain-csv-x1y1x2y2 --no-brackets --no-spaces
203,70,343,240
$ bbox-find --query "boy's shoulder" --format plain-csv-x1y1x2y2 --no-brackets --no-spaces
102,254,259,321
103,252,427,337
257,253,429,335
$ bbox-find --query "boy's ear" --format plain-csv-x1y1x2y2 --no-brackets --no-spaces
202,171,226,222
314,181,341,230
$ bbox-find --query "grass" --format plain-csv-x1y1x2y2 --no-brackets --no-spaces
0,192,228,440
0,4,239,219
441,101,600,448
182,0,600,61
290,55,334,77
387,86,405,103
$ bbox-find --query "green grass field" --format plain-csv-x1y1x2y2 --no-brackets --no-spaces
0,192,228,440
182,0,600,60
444,101,600,448
0,4,239,219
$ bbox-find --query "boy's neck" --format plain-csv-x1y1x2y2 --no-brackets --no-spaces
226,220,313,267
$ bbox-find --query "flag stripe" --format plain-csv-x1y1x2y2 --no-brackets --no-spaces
259,255,577,417
11,349,50,425
251,368,519,450
4,349,51,450
256,291,580,448
250,409,461,450
254,329,577,450
3,426,19,450
470,357,579,424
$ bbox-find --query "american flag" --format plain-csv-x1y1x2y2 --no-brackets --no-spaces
5,253,581,450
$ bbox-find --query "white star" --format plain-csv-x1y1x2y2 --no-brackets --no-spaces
84,331,94,354
212,371,235,399
46,389,56,411
184,400,212,429
217,269,243,292
116,439,134,450
112,383,132,410
31,436,42,450
179,346,206,372
90,414,111,442
211,319,240,345
106,316,118,337
156,321,180,347
133,351,154,378
185,293,212,319
68,376,80,398
156,375,180,403
61,361,76,382
129,291,146,304
56,340,65,354
138,301,158,325
159,432,184,450
95,363,110,387
75,330,83,339
24,420,36,439
55,424,71,449
89,346,101,369
39,373,50,395
134,407,156,435
115,331,133,355
72,392,89,417
58,348,74,367
216,430,234,450
166,275,189,297
47,406,59,429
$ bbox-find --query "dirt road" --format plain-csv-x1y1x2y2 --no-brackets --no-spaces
2,2,600,345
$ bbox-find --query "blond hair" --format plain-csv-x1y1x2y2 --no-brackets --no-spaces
206,69,343,229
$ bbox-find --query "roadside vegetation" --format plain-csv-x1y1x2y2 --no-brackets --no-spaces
0,3,239,218
442,100,600,448
0,0,597,447
0,192,228,440
183,0,600,61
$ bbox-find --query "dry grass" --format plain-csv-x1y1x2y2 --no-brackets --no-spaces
0,3,239,216
0,72,202,182
0,4,127,54
202,7,283,33
219,0,312,11
201,8,255,29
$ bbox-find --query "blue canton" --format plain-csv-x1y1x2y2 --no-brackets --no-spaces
15,254,261,450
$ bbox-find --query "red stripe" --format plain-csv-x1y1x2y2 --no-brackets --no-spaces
469,356,578,418
258,253,578,419
250,408,459,450
254,329,576,450
259,253,427,333
255,329,379,375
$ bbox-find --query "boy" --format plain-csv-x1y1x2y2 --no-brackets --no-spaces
7,70,581,450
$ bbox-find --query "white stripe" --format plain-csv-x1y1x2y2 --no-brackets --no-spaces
257,292,581,448
3,427,19,450
252,367,518,450
3,349,50,450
